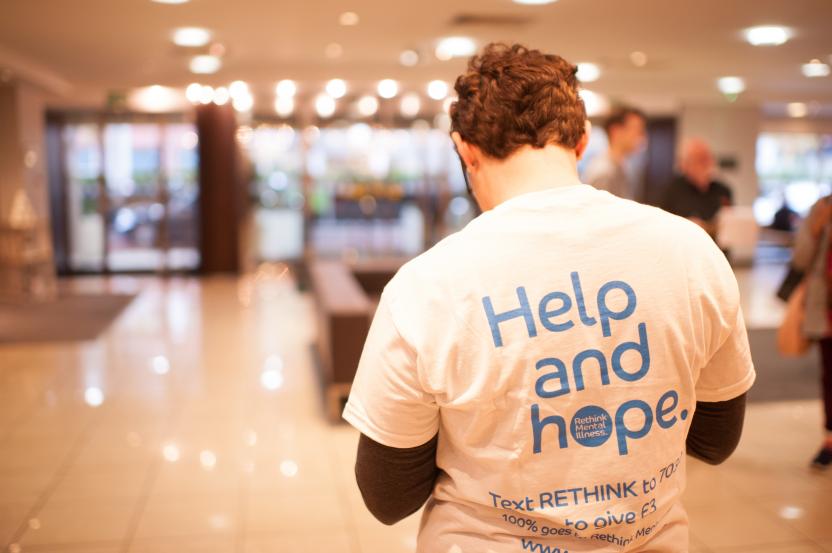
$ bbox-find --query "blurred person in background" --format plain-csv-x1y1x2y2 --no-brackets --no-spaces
583,105,647,200
662,139,733,241
790,195,832,469
344,43,754,552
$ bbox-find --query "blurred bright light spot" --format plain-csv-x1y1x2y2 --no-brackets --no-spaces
513,0,557,3
151,355,170,375
802,59,830,78
280,460,299,477
162,442,180,462
190,55,221,74
232,91,254,112
717,76,746,95
245,430,258,446
326,79,347,99
212,86,230,105
435,37,477,61
186,82,202,104
576,63,601,83
339,11,359,26
579,89,609,117
357,95,379,117
172,27,212,47
200,450,217,470
378,79,399,99
84,387,104,407
630,51,648,67
229,80,249,99
129,85,185,113
744,25,791,46
275,79,297,97
399,49,419,67
275,96,294,117
400,93,421,117
779,505,804,520
315,94,337,118
260,369,284,391
427,80,449,100
198,85,214,105
787,102,808,118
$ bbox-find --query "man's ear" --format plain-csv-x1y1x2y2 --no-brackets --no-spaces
575,119,592,160
451,132,479,172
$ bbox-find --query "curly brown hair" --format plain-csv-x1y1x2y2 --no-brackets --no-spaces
450,43,587,160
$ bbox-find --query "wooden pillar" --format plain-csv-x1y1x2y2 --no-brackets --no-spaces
195,103,247,273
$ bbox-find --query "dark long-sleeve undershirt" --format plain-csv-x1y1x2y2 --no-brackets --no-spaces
355,393,747,525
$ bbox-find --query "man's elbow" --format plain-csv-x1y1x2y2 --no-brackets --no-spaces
687,441,739,465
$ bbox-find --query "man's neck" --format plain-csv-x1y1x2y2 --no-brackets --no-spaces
477,145,583,210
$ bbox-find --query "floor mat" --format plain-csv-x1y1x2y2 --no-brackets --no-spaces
0,293,135,343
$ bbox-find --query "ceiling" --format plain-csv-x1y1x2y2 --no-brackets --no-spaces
1,0,831,115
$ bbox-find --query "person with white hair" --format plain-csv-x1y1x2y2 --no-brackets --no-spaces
661,138,733,240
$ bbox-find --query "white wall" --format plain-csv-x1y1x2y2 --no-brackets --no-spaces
677,105,762,207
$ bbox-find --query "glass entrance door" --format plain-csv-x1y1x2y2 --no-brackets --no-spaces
62,118,199,273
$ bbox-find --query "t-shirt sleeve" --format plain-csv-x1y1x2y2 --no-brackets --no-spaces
342,292,440,448
693,237,756,403
695,304,756,402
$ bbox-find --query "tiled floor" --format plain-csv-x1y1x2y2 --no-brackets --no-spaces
0,264,830,553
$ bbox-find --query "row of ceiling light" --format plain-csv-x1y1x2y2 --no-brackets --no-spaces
150,1,829,119
183,78,457,119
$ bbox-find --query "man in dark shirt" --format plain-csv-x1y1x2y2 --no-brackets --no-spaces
662,138,733,240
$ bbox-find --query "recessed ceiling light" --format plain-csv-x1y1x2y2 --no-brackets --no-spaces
130,85,187,113
229,80,249,99
189,55,221,74
400,93,421,117
325,43,344,59
213,86,230,106
377,79,399,99
232,91,253,112
744,25,791,46
717,76,746,95
513,0,558,4
172,27,212,47
357,95,380,117
576,63,601,83
198,85,214,104
185,82,202,104
630,51,648,67
315,94,337,118
435,37,477,61
427,80,449,100
325,79,347,99
802,59,830,78
579,89,609,117
786,102,808,118
339,11,359,26
400,49,420,67
275,80,297,97
275,96,294,117
152,0,190,4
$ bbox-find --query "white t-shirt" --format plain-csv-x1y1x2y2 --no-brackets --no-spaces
343,184,755,553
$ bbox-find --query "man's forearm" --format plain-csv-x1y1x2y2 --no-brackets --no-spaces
686,393,746,465
355,433,439,525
